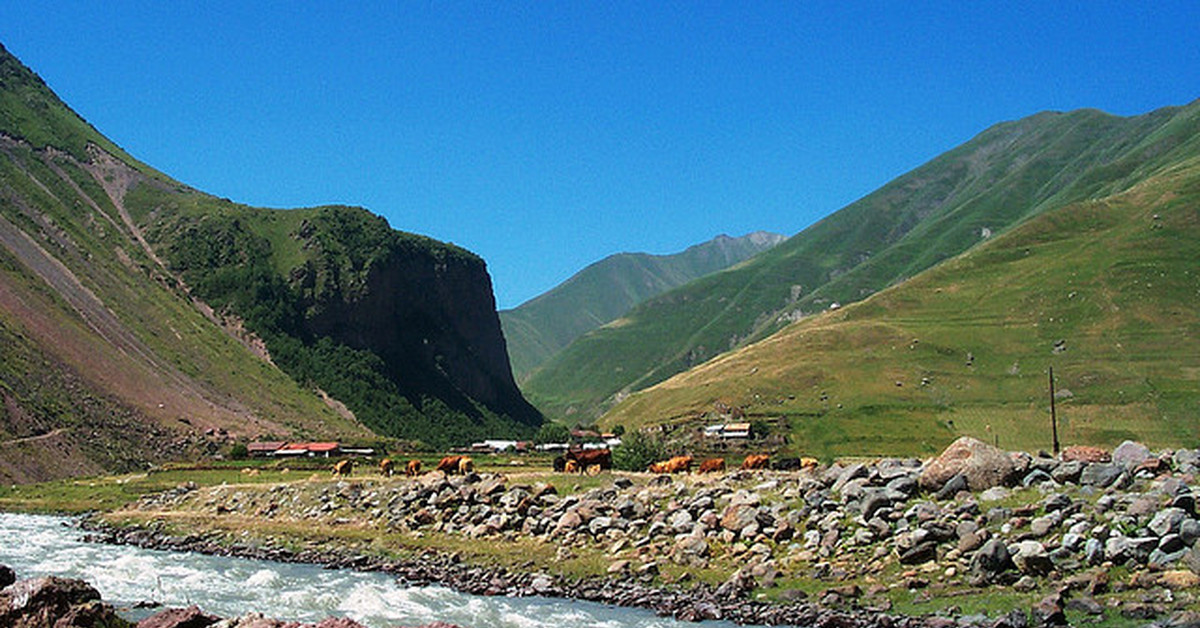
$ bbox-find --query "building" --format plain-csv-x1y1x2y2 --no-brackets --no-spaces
246,441,286,457
704,422,751,440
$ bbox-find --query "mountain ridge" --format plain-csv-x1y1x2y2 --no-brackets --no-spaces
524,99,1200,423
602,154,1200,456
500,230,785,382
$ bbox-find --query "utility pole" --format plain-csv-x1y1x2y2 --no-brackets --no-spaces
1049,366,1060,456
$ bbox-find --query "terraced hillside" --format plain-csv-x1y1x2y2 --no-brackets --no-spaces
500,231,785,382
526,100,1200,423
0,44,538,481
604,155,1200,458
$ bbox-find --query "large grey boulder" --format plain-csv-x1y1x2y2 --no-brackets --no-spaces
1112,440,1152,468
920,437,1016,492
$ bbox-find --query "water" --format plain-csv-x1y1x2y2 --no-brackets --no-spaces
0,513,743,628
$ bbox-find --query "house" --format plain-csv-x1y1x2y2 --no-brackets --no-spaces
246,441,286,457
704,423,751,440
273,442,342,458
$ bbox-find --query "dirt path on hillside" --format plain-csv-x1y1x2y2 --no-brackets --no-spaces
0,427,68,446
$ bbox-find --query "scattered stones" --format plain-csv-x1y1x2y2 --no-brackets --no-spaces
69,438,1200,628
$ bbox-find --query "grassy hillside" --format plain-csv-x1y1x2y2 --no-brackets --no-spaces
525,101,1200,423
0,42,536,481
500,231,784,382
603,156,1200,458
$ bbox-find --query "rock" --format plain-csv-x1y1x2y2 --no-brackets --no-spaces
0,576,130,628
1112,440,1152,468
934,474,969,500
1011,541,1053,576
1149,508,1188,537
720,504,758,532
671,535,710,567
1050,460,1084,484
920,437,1016,493
1159,569,1200,589
990,608,1030,628
0,564,14,589
1060,445,1110,463
607,560,630,574
138,605,220,628
1080,463,1123,488
1029,592,1068,627
970,539,1014,582
898,540,938,565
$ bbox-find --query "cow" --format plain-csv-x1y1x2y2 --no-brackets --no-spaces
332,459,353,477
740,454,770,470
458,456,474,474
567,448,612,472
552,456,567,472
379,458,395,477
772,456,819,472
564,459,580,474
697,458,725,473
436,455,464,474
405,459,422,477
648,455,693,474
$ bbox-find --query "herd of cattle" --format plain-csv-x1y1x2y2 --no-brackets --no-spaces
329,450,818,478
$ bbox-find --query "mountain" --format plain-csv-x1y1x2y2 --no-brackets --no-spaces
0,44,538,482
500,231,785,382
523,100,1200,423
603,153,1200,457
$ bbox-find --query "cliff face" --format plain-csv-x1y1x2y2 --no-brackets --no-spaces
305,234,540,428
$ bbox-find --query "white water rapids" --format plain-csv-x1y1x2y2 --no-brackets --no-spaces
0,513,746,628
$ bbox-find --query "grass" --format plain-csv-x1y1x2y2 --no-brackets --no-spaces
603,160,1200,456
526,102,1200,425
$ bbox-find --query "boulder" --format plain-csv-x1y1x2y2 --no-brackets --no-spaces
1079,463,1123,488
920,437,1016,492
1060,445,1110,463
1112,440,1152,468
1030,592,1068,627
969,538,1014,582
0,576,131,628
0,564,14,589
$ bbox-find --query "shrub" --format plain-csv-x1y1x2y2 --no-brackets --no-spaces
612,430,667,472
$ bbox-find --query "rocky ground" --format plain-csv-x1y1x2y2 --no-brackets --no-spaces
84,437,1200,627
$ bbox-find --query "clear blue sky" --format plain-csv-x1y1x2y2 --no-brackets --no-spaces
2,2,1197,308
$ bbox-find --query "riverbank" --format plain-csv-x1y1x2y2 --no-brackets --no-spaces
25,438,1200,626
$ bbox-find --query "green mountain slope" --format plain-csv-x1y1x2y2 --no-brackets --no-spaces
500,231,785,382
525,101,1200,423
0,43,537,481
603,155,1200,457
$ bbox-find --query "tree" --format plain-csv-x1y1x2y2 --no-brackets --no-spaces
534,422,570,445
612,430,667,472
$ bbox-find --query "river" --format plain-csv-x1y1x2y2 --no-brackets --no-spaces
0,512,752,627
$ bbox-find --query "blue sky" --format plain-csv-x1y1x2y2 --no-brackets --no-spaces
2,2,1197,308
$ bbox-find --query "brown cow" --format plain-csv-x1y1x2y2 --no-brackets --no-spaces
564,459,580,474
405,459,422,476
567,449,612,472
740,454,770,470
697,458,725,473
648,455,693,474
458,456,474,474
332,459,353,477
436,455,463,474
379,458,395,477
